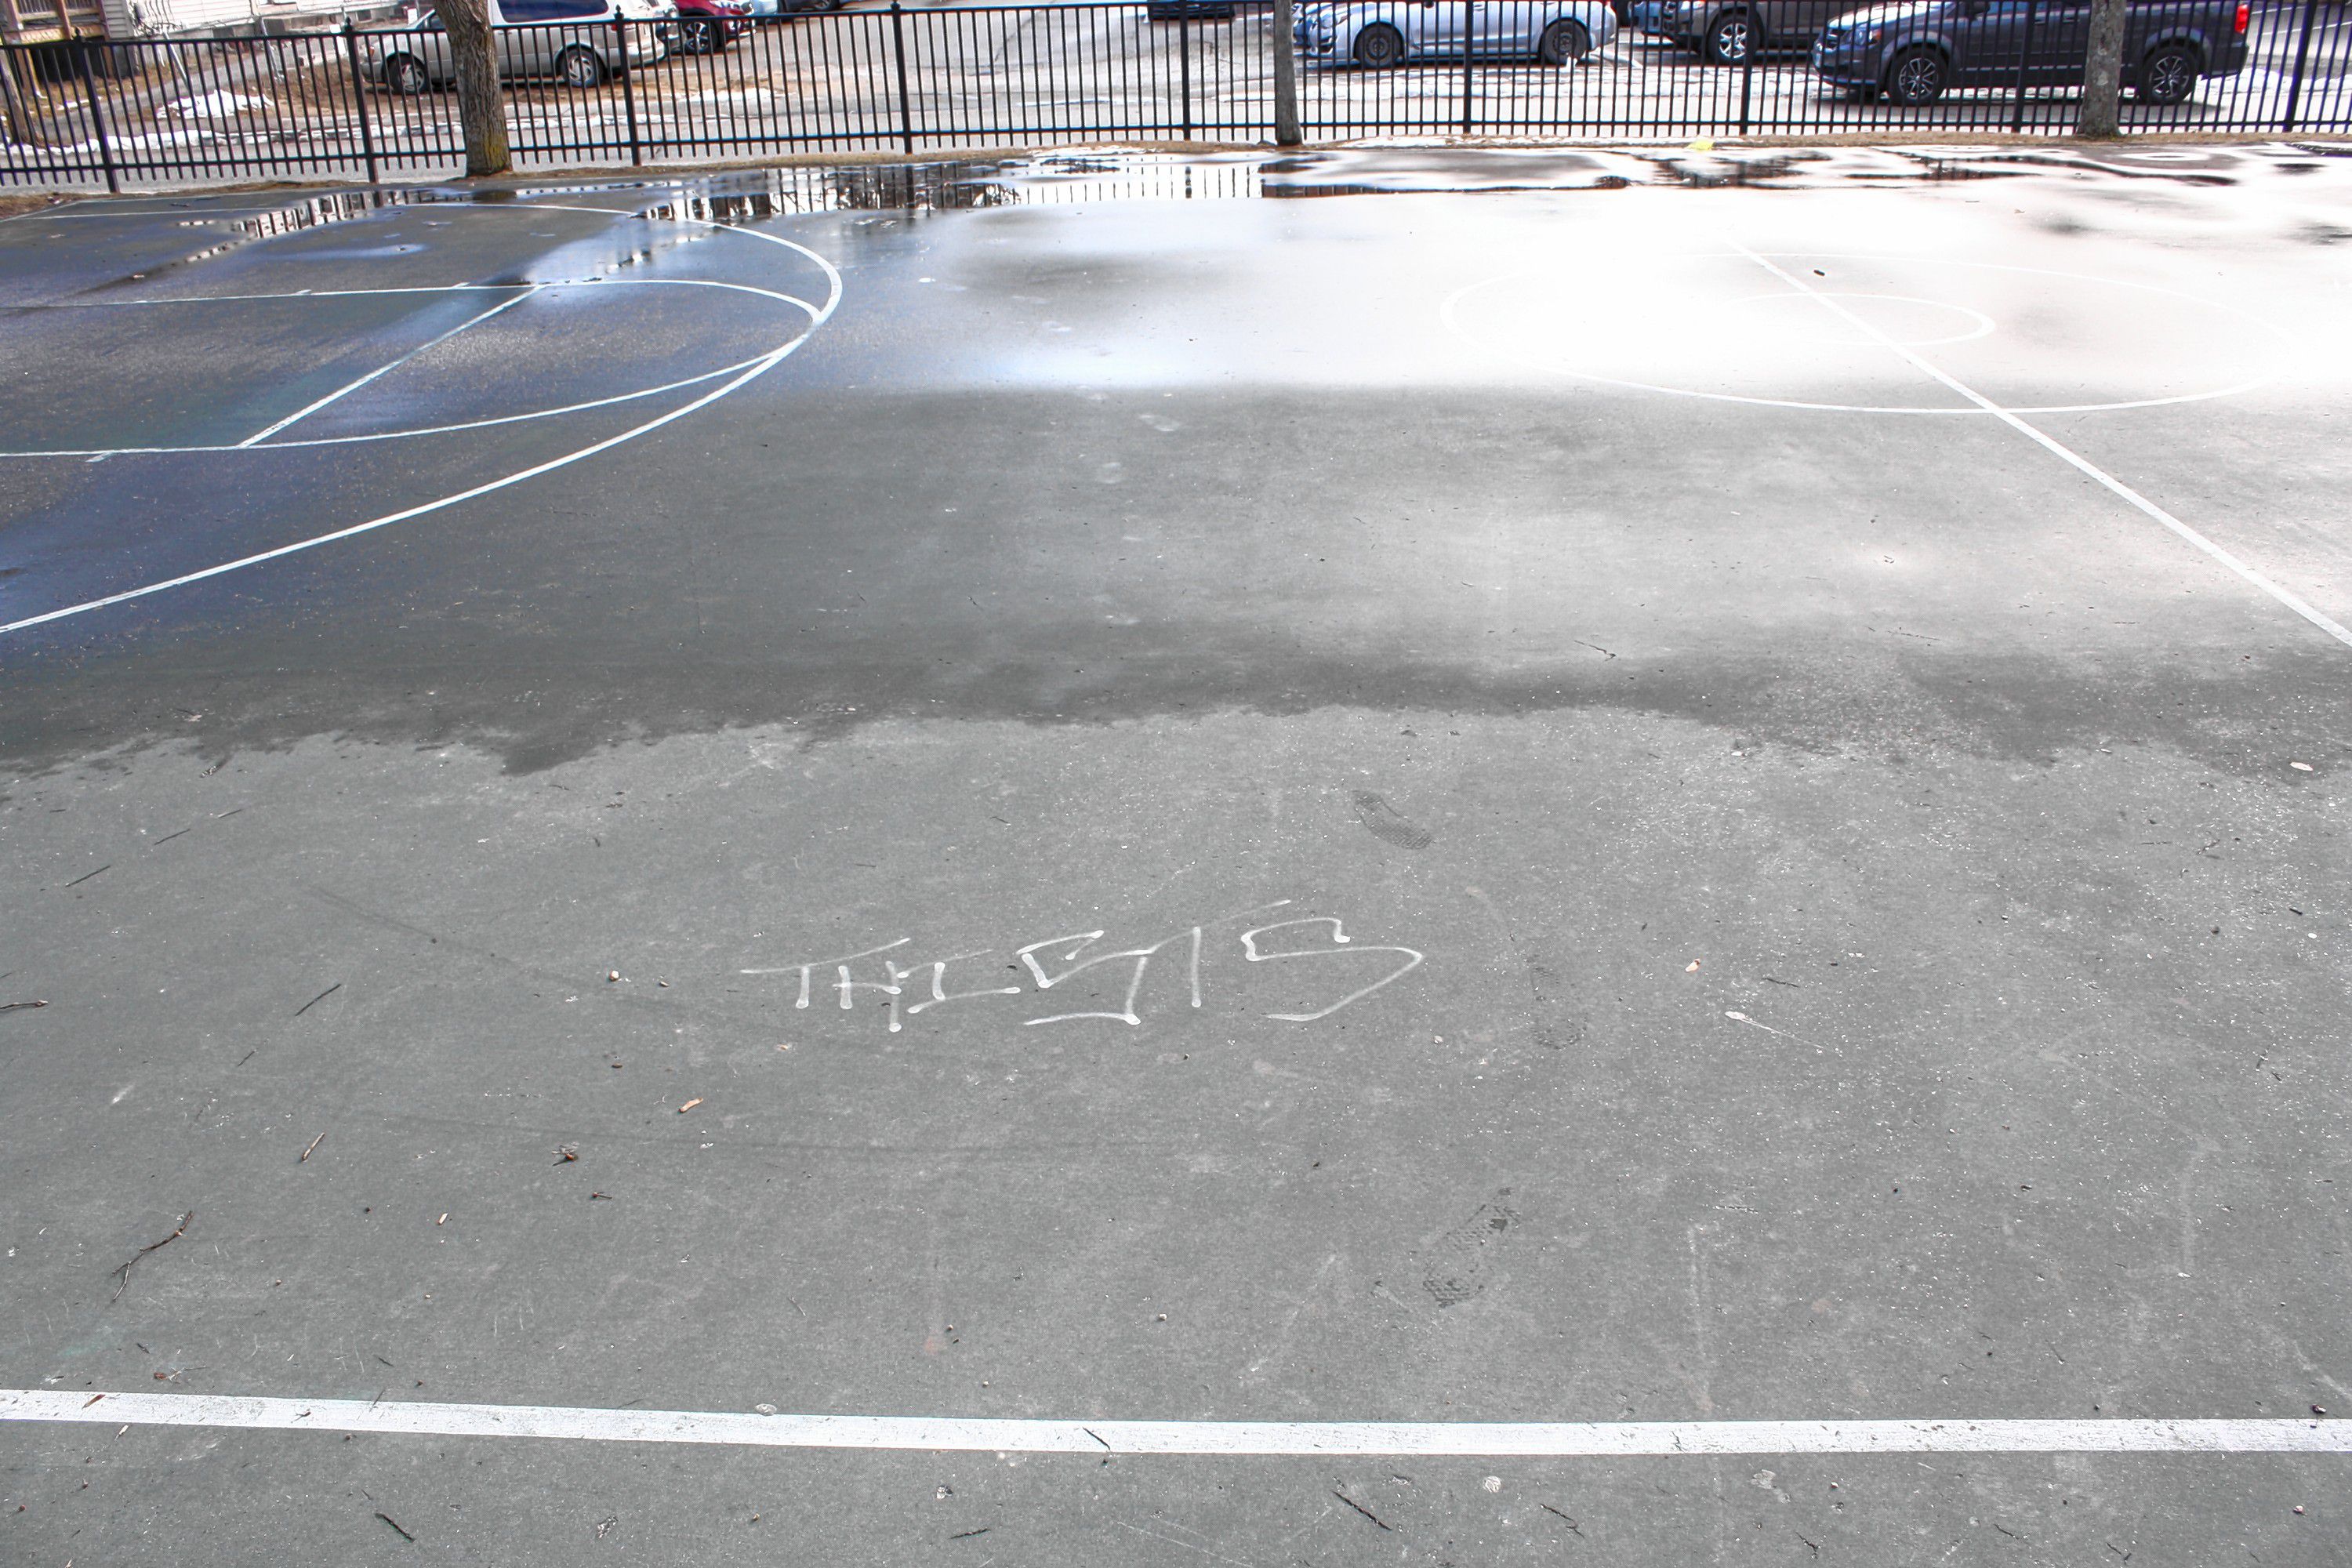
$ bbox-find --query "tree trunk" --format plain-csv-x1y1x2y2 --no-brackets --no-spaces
435,0,511,176
2077,0,2127,136
1272,0,1301,147
0,0,31,146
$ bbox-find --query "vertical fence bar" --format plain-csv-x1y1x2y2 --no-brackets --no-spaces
344,22,382,183
1736,11,1754,132
73,35,118,193
2009,0,2036,131
1178,9,1192,140
1459,1,1473,133
2279,0,2320,131
890,2,913,153
615,16,643,165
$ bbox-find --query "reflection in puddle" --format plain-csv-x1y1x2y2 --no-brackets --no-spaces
543,140,2304,220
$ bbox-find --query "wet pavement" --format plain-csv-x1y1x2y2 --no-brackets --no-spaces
3,143,2352,1563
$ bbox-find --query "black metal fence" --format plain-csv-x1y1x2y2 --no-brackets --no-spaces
3,0,2347,191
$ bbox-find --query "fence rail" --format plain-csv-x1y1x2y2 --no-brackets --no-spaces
2,0,2347,191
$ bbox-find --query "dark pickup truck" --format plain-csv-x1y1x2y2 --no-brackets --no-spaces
1810,0,2250,105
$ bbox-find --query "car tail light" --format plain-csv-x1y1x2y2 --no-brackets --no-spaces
2234,1,2247,31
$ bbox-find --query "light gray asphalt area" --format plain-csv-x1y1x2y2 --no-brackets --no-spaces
2,144,2351,1563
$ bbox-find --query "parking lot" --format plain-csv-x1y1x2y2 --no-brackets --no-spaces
2,142,2351,1563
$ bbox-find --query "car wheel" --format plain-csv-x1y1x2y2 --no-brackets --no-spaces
1538,17,1592,63
680,16,720,51
2136,43,2198,103
1704,10,1751,64
1352,22,1405,67
383,53,429,95
557,44,608,87
1886,45,1945,105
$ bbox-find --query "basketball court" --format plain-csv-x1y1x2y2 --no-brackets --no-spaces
2,143,2349,1563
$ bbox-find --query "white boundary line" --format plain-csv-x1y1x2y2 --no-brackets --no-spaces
1729,241,2352,652
0,279,821,458
233,284,543,448
0,219,841,637
3,1390,2346,1456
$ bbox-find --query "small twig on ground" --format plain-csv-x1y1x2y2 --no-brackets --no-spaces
1540,1502,1584,1535
375,1511,416,1542
63,864,111,888
299,1132,326,1163
0,1000,48,1014
111,1211,194,1303
950,1527,992,1540
292,982,341,1018
1334,1490,1395,1531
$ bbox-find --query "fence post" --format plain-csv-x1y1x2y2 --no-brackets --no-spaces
1178,8,1192,141
1737,11,1755,132
2279,0,2321,132
1460,0,1474,134
615,15,643,165
889,2,913,154
343,20,381,184
74,34,118,194
2009,0,2037,131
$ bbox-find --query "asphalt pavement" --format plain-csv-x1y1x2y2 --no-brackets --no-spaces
2,143,2350,1564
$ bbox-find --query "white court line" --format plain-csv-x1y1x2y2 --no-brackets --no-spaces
10,278,821,312
0,222,842,637
1439,254,2294,416
0,356,768,459
1729,241,2352,653
234,285,542,448
2,1390,2346,1456
0,280,819,459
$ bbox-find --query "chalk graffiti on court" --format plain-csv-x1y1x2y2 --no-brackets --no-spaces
741,901,1424,1032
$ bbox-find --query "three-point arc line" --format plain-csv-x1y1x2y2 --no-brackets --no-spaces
0,204,842,637
2,1389,2347,1456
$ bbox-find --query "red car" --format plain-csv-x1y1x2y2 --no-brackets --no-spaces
673,0,752,53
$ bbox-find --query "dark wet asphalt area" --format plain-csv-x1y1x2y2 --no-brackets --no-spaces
3,144,2351,1564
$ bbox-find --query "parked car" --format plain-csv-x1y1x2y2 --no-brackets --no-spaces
1294,0,1621,66
1811,0,2249,103
674,0,753,51
365,0,673,92
1649,0,1850,60
739,0,844,16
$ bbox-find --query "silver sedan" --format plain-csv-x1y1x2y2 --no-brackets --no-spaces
363,9,670,93
1296,0,1622,67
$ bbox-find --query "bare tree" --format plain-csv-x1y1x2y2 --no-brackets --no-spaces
1272,0,1301,147
434,0,511,175
0,0,35,147
2077,0,2127,136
